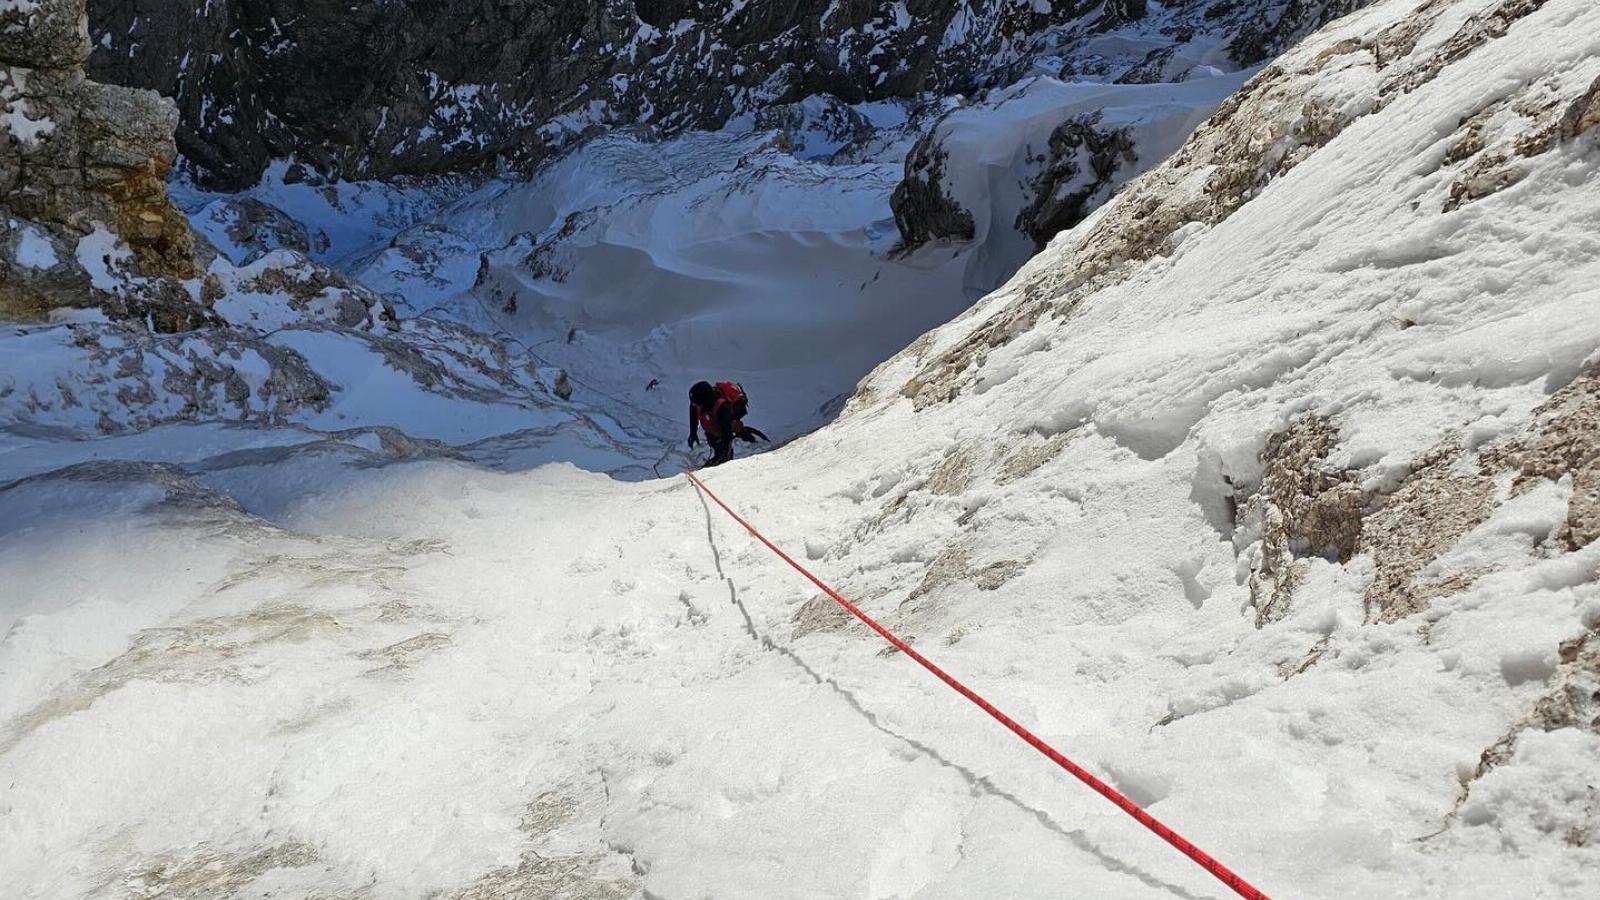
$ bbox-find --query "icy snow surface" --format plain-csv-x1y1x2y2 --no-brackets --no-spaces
3,0,1600,897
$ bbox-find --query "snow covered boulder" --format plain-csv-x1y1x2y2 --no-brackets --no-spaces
210,250,393,331
0,320,336,434
189,196,319,265
1,217,211,330
747,95,880,162
891,129,976,247
348,223,482,316
0,216,90,319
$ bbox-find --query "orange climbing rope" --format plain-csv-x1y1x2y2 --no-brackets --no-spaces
685,470,1272,900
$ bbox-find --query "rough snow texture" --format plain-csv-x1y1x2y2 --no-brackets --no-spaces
3,0,1600,898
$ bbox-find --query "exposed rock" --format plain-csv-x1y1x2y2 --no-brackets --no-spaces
85,0,1102,189
1560,76,1600,142
1115,46,1182,85
904,541,976,606
1100,0,1151,26
1482,369,1600,550
925,445,977,496
0,217,89,318
121,842,322,899
973,559,1027,590
1444,622,1600,837
226,250,390,329
1241,433,1489,628
1228,0,1372,66
1378,0,1549,103
891,0,1537,410
792,593,856,639
0,589,355,753
1359,444,1496,622
901,539,1026,610
359,632,452,675
893,88,1154,256
1441,73,1600,212
890,135,975,248
189,196,314,264
0,321,334,433
0,0,88,67
1015,115,1138,251
83,0,1382,190
896,50,1368,407
1240,416,1364,626
994,431,1071,485
1477,625,1600,772
1,0,201,327
1369,0,1453,69
1240,369,1600,627
897,291,1050,409
446,851,637,900
2,0,193,275
751,95,876,160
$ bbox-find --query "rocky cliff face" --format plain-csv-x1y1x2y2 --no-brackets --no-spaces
889,0,1377,252
84,0,1088,189
84,0,1366,191
2,0,202,328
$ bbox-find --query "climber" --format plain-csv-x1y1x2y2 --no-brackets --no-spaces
688,380,768,467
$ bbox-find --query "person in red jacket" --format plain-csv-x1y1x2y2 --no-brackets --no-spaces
688,381,768,467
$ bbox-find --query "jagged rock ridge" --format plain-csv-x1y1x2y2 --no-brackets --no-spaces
86,0,1370,189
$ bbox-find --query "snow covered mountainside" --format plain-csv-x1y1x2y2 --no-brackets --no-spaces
7,0,1284,457
4,0,1600,899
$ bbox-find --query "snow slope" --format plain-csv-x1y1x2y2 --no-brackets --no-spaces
342,73,1249,442
3,44,1248,481
4,0,1600,898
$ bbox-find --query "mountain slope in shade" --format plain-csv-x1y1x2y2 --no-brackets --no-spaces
85,0,1367,188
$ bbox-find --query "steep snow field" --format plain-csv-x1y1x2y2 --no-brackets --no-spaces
5,0,1600,898
157,71,1249,448
3,3,1263,464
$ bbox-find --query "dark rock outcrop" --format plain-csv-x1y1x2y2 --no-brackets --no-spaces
82,0,1380,190
1227,0,1374,66
890,136,975,248
1015,116,1137,251
86,0,1104,189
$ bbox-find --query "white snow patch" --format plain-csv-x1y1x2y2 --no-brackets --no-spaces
14,223,58,269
